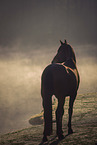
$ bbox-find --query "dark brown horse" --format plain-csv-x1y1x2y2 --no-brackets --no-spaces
41,40,80,142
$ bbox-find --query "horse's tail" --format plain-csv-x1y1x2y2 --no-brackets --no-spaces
41,65,53,136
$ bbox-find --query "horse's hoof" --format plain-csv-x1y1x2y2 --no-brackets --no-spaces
42,136,48,142
68,129,73,134
58,134,64,140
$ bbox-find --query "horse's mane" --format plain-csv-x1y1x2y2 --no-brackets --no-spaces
63,58,76,69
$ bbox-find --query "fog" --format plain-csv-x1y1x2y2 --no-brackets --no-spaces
0,44,55,134
0,43,97,134
75,44,97,93
0,0,97,134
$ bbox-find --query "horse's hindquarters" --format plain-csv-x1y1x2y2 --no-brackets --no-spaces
52,64,78,97
41,64,78,98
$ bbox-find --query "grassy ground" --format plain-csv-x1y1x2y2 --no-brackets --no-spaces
0,92,97,145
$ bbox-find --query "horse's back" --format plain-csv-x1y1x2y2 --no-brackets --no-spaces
41,63,79,97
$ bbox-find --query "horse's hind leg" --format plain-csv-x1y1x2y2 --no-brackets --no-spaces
42,94,52,141
68,93,76,134
56,97,65,140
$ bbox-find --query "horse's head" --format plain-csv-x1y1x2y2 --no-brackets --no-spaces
52,40,76,63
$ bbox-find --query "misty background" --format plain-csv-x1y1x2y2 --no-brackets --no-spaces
0,0,97,134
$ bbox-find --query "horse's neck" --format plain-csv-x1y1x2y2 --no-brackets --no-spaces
63,58,76,69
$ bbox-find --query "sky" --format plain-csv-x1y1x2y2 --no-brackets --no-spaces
0,0,97,134
0,0,97,49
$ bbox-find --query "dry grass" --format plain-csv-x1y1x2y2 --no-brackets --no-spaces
0,92,97,145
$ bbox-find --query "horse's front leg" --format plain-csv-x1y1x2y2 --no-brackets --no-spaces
56,97,65,140
68,94,76,134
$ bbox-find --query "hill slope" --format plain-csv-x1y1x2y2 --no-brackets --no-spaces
0,93,97,145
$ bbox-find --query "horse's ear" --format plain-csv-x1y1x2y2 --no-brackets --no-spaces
64,39,67,44
60,40,64,45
